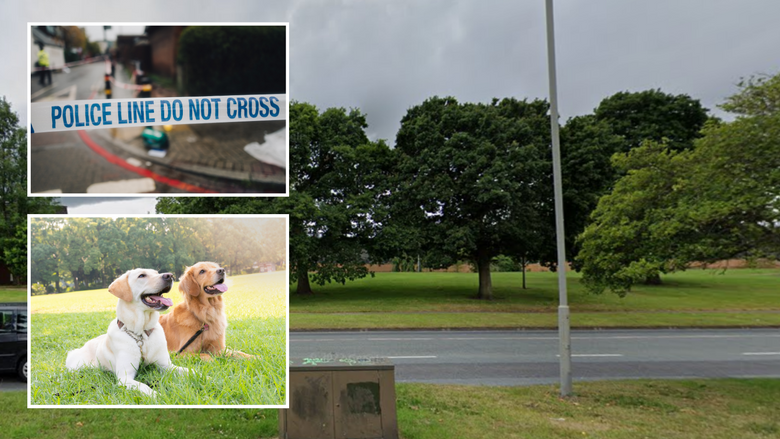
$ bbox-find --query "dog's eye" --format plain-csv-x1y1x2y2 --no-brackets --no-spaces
199,269,205,274
138,274,146,278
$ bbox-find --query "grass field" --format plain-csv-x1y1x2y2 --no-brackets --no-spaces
4,378,779,438
0,286,26,303
290,269,780,329
30,271,288,406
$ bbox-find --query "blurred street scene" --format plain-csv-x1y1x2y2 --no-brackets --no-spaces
30,25,287,194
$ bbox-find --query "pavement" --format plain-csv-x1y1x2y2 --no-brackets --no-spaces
30,61,286,194
0,373,25,392
290,328,780,386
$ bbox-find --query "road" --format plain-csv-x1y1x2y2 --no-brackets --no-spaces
290,328,780,385
0,373,25,391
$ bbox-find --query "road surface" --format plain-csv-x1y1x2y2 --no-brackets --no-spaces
0,373,25,392
290,328,780,385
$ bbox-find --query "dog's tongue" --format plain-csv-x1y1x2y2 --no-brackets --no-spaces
214,283,228,293
150,296,173,307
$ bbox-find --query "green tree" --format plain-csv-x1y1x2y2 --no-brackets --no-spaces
157,102,394,295
1,97,61,284
30,219,64,293
393,97,551,300
537,114,623,268
594,89,710,153
578,73,780,295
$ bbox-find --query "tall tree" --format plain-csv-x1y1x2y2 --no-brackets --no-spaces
535,114,623,268
393,97,551,300
594,89,709,153
578,73,780,295
156,101,394,295
1,97,61,284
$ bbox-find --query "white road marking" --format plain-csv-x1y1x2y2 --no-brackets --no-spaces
368,338,435,341
86,178,156,193
742,352,780,356
387,356,437,359
38,84,77,102
31,83,55,100
557,354,623,357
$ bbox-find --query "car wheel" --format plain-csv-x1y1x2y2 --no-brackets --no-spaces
17,357,27,382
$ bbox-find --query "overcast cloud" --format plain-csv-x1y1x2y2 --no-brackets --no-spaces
3,0,780,144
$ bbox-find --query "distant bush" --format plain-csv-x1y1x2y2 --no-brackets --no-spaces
178,26,286,96
491,255,521,272
31,284,46,296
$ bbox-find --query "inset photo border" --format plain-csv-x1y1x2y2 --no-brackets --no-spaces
28,22,289,196
27,214,289,408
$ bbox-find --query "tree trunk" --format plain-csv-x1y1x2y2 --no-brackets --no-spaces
644,273,662,285
521,256,526,289
296,269,314,295
476,252,493,300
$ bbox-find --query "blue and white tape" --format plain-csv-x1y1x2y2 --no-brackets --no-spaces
30,94,287,134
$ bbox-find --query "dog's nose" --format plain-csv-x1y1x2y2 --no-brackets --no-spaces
162,273,173,281
217,268,225,275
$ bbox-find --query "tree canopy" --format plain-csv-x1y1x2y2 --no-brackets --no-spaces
1,97,61,283
594,89,710,153
577,73,780,295
393,97,552,299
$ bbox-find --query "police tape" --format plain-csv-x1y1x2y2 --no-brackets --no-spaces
33,55,107,72
30,94,286,134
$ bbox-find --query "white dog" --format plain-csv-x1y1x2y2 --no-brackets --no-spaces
66,269,189,397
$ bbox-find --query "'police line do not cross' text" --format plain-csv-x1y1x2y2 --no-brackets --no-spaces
30,94,286,134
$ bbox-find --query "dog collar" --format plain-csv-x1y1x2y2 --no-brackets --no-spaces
117,320,154,347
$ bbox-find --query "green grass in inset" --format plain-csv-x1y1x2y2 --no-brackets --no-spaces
30,271,288,406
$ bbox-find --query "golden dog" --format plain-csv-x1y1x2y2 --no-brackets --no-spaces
159,262,254,359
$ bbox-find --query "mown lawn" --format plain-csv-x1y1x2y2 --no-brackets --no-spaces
290,269,780,329
0,286,26,303
4,378,779,438
30,271,288,406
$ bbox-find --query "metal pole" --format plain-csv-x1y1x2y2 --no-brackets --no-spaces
545,0,572,397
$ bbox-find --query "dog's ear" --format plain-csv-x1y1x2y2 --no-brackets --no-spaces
108,273,133,303
179,266,200,297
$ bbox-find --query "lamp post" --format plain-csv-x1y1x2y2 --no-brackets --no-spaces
544,0,572,397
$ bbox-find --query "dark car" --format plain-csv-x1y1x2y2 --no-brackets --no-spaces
0,303,27,381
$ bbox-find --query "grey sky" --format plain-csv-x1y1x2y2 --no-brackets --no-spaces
3,1,780,143
83,25,145,43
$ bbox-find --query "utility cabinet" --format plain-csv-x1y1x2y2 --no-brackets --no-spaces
280,358,398,439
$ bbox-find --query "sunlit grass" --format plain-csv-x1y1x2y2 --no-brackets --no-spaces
30,271,288,406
